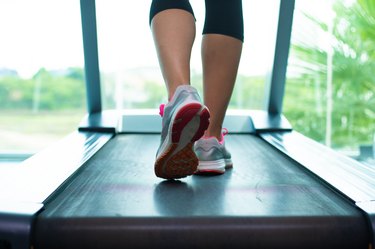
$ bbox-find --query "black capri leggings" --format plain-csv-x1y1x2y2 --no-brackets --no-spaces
149,0,244,42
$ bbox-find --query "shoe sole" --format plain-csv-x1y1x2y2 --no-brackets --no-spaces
195,160,233,175
155,103,210,179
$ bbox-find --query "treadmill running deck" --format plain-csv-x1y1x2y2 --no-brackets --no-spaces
34,134,369,249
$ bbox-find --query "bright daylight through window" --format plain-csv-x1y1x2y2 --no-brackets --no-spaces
285,0,375,166
0,0,373,167
95,0,280,111
0,1,84,157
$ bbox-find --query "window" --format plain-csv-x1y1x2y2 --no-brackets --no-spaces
0,1,85,155
96,0,280,111
285,0,375,165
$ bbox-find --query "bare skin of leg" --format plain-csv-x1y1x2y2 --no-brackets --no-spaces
151,10,243,141
202,34,243,140
151,9,196,100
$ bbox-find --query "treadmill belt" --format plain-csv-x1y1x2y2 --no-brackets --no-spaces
34,134,369,249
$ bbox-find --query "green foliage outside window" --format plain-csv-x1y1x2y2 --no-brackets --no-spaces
284,0,375,150
0,68,85,111
0,0,374,154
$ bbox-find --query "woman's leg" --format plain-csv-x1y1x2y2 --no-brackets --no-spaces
202,0,244,140
150,1,210,179
150,1,195,100
202,35,243,140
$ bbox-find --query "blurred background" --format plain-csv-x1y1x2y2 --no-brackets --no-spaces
0,0,374,166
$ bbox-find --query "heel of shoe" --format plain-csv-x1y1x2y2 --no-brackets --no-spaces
192,107,210,142
171,103,203,143
155,102,210,179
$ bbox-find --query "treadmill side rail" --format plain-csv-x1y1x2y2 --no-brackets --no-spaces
247,110,292,133
0,132,113,249
79,110,120,133
261,131,375,248
260,131,375,203
356,201,375,249
0,203,42,249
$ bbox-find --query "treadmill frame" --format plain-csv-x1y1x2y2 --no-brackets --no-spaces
1,0,375,248
78,0,375,246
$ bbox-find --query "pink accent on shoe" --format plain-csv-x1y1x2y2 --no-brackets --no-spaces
219,128,229,145
171,103,209,143
155,103,210,179
192,108,210,142
159,104,165,117
202,128,229,144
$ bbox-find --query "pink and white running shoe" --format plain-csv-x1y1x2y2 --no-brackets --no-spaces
155,85,210,179
194,128,233,175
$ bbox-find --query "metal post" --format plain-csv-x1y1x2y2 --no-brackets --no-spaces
267,0,295,115
80,0,102,114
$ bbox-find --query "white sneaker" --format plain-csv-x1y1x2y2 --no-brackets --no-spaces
155,85,210,179
194,129,233,174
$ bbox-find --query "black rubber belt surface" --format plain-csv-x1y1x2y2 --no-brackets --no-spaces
33,134,369,249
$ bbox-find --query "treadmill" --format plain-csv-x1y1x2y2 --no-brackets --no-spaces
1,0,374,248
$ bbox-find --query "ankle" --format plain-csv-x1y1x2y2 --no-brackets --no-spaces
204,128,229,144
168,83,190,101
204,130,222,142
